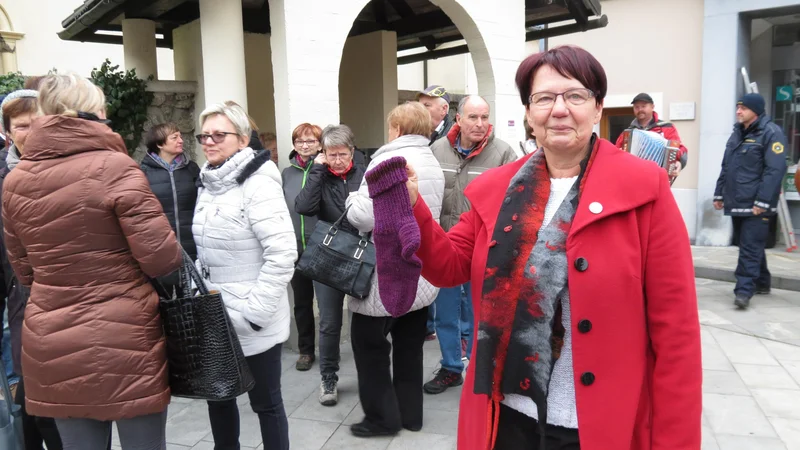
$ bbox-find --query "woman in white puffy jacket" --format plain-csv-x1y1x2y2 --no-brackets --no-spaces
345,102,445,438
192,102,296,450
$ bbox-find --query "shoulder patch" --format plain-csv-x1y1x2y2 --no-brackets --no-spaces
772,142,784,154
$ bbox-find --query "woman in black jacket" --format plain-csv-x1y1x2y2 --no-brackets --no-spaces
141,123,201,295
295,124,364,408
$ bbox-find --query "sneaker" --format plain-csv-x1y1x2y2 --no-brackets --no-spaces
424,332,437,341
423,369,463,394
319,376,338,406
755,286,771,295
295,354,315,371
734,294,751,309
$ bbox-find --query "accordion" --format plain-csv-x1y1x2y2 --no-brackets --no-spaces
619,129,680,184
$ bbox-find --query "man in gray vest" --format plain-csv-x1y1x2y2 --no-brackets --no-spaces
417,85,454,145
424,95,518,394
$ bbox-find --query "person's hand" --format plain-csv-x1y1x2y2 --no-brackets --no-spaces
669,162,681,178
314,152,327,166
406,163,419,207
753,206,766,216
713,201,724,210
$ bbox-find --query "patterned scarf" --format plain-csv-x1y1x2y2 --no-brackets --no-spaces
474,137,598,449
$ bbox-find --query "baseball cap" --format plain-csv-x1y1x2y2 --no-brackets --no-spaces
631,93,654,104
416,85,450,104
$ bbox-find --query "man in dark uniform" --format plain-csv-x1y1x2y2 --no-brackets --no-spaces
714,93,788,309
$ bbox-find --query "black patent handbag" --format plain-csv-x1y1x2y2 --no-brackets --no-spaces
153,249,255,401
295,206,375,299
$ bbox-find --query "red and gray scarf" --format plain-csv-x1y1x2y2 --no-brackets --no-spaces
473,137,598,449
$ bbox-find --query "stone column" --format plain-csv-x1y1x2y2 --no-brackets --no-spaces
122,19,158,80
199,0,248,109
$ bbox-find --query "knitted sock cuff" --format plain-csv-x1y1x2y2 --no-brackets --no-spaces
366,156,408,198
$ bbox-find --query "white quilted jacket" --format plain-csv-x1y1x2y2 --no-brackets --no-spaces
345,134,445,317
193,148,297,356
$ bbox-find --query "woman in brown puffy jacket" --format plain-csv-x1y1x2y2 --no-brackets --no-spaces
1,73,182,450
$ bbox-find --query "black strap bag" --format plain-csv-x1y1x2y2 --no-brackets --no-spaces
295,207,375,299
154,249,255,401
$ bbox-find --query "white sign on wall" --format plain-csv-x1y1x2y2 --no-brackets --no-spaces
669,102,696,121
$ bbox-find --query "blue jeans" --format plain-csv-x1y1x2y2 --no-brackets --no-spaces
433,283,473,373
426,302,436,334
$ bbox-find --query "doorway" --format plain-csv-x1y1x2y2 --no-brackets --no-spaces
601,107,635,144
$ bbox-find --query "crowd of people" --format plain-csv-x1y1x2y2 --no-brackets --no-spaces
0,44,715,450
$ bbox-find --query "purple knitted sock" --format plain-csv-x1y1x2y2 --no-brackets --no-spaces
366,156,422,317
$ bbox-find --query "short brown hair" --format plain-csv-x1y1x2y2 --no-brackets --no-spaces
145,122,180,154
260,132,277,147
2,98,38,136
387,102,432,138
23,76,45,91
292,123,322,143
515,45,607,107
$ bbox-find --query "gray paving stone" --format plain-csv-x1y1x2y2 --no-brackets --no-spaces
701,328,735,371
762,339,800,361
703,370,749,395
200,406,262,448
781,361,800,385
287,417,340,450
290,375,360,423
421,384,462,412
769,418,800,450
752,388,800,420
714,434,788,450
320,425,393,450
703,393,777,437
386,431,457,450
166,400,214,447
702,422,720,450
710,328,780,366
734,363,800,390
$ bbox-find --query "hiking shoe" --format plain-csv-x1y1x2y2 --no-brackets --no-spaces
755,286,771,295
734,294,751,310
295,354,315,371
424,332,437,341
319,376,338,406
424,369,463,394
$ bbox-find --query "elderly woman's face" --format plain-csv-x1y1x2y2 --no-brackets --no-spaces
8,112,35,154
200,114,248,166
526,64,602,154
324,145,353,174
293,131,321,160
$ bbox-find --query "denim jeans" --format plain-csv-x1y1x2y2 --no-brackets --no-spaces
314,282,346,380
433,282,473,373
56,410,166,450
426,302,436,334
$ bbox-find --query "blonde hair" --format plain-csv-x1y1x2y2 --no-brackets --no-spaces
200,102,252,138
388,102,432,138
37,73,106,117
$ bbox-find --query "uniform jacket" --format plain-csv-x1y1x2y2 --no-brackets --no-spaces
615,112,689,168
431,124,518,231
714,114,788,216
193,148,297,357
345,134,445,317
430,113,455,145
2,115,182,420
281,151,318,255
140,153,201,259
412,138,701,450
294,160,364,234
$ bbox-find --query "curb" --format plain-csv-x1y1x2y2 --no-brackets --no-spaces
695,266,800,292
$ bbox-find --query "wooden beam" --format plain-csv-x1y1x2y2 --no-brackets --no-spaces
387,0,414,19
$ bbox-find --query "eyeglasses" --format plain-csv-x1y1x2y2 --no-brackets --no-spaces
294,139,319,146
195,132,238,144
528,88,596,108
325,153,351,161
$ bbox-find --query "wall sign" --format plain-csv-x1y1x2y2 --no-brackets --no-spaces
669,102,696,121
776,85,793,102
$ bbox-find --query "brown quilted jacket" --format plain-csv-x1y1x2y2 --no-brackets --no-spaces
1,115,182,420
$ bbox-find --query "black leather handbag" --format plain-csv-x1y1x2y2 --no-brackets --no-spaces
154,250,255,401
296,207,376,299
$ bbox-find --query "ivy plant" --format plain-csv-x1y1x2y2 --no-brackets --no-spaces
0,72,25,95
90,60,154,155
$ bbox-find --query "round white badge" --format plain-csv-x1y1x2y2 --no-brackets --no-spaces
589,202,603,214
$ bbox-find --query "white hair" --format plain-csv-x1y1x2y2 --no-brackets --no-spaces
199,102,252,138
38,73,106,117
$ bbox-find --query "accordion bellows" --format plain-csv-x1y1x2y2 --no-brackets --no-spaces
620,129,678,171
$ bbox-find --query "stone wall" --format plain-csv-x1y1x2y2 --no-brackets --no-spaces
132,80,198,163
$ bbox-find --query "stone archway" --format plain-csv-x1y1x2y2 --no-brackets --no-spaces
0,4,24,74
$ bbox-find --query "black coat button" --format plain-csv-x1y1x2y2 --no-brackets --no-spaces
574,257,588,272
580,372,595,386
578,319,592,333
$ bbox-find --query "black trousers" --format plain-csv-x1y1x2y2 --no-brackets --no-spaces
350,307,428,432
494,404,580,450
733,216,771,298
207,344,289,450
291,269,316,356
15,379,65,450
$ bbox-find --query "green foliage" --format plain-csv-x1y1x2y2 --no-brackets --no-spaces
0,72,25,95
90,59,154,155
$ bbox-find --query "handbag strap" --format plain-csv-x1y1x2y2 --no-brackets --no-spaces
180,248,210,296
329,205,351,231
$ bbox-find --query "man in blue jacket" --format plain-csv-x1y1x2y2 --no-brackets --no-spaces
714,93,788,309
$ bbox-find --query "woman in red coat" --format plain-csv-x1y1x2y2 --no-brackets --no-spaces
403,45,701,449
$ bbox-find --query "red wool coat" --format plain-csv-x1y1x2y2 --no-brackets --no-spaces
413,138,702,450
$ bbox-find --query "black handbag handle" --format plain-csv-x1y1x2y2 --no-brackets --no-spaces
152,247,210,299
323,205,372,253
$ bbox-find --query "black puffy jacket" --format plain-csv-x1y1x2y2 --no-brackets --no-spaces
295,163,364,234
140,153,201,258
